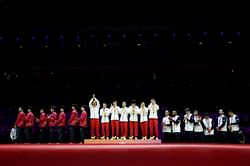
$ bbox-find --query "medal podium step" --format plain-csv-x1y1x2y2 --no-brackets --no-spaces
85,139,161,144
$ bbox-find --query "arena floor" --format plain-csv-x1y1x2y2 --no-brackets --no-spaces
0,143,249,166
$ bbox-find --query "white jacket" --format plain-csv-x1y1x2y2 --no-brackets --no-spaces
148,103,159,119
110,106,121,120
193,115,203,132
229,114,240,132
217,115,228,132
184,113,194,132
100,108,110,123
162,116,172,133
89,98,100,119
129,106,140,122
202,118,214,136
119,107,129,122
172,115,181,133
139,107,148,122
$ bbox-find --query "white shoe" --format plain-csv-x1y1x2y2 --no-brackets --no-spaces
129,136,133,140
134,137,138,140
156,137,159,140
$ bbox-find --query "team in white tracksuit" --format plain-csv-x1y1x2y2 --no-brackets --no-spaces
162,110,172,142
110,101,121,139
216,109,228,143
193,110,204,142
228,110,240,143
100,103,110,139
171,110,181,142
129,101,140,139
89,95,100,138
120,102,129,139
183,108,194,142
139,102,149,139
202,113,214,143
148,99,159,140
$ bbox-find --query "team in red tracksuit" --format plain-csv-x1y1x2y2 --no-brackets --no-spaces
25,108,35,142
47,107,58,142
79,106,87,143
15,108,26,128
38,110,47,128
15,107,26,142
68,105,78,143
57,107,66,142
36,109,47,142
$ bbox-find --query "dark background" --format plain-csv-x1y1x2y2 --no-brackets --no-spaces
0,1,250,142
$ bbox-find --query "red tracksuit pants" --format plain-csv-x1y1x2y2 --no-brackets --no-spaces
111,120,119,137
130,121,138,137
149,119,158,137
101,122,109,137
91,119,100,137
140,121,148,137
120,122,128,137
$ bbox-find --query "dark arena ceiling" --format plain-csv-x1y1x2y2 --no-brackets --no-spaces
0,1,249,109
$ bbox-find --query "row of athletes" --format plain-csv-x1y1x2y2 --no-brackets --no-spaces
14,95,160,143
161,109,240,143
14,94,240,143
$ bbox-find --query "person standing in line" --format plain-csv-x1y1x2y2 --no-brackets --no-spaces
170,110,181,142
148,98,159,140
119,101,129,140
47,106,57,143
139,102,148,140
129,100,140,140
57,107,66,143
228,110,240,143
36,108,47,143
79,105,87,144
24,107,34,143
89,94,100,139
68,104,78,143
183,108,194,142
110,100,120,140
162,110,172,143
202,113,215,143
216,109,228,143
15,107,25,143
100,103,110,140
193,110,204,142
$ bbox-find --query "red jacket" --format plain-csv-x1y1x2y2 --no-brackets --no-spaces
15,111,26,128
79,111,87,127
57,112,66,127
25,112,35,127
47,112,57,127
68,109,78,126
39,113,47,128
